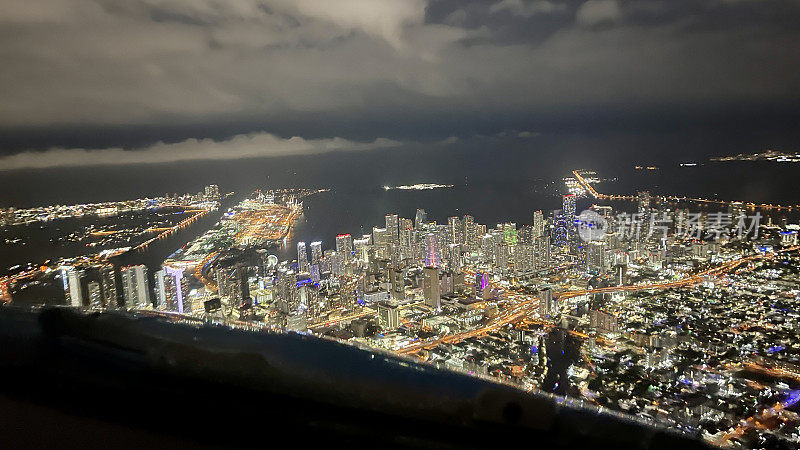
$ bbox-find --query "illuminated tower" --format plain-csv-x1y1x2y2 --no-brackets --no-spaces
552,210,569,248
335,234,353,256
297,241,310,273
415,209,427,230
637,191,651,241
424,233,440,267
385,214,399,245
448,216,463,246
121,265,150,309
154,269,167,307
100,265,118,308
637,191,651,217
463,215,476,250
390,268,405,301
563,194,576,224
423,266,440,310
164,265,189,313
87,281,103,309
310,241,323,266
535,235,551,269
533,210,544,237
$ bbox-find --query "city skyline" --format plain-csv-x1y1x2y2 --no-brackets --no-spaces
1,2,800,448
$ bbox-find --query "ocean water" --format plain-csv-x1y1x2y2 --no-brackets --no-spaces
1,133,798,275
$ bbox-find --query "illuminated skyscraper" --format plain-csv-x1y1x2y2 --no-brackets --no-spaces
61,266,84,307
499,222,517,245
463,215,476,251
533,210,544,237
87,281,102,309
448,216,463,246
637,191,651,241
204,184,220,199
552,210,569,248
415,209,427,229
535,235,551,269
390,268,405,301
310,241,323,266
99,265,118,308
563,194,576,222
121,265,150,309
297,241,310,273
637,191,651,218
424,233,440,267
354,236,371,262
587,241,607,275
335,234,353,256
423,266,441,310
154,269,167,307
164,265,190,313
377,301,400,330
371,227,388,247
385,214,399,244
538,288,557,318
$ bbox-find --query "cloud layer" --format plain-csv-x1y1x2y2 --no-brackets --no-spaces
1,0,799,152
0,132,399,170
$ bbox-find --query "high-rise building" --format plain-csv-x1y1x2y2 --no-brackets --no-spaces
154,269,167,307
552,210,568,248
390,268,405,301
385,214,399,245
204,184,220,199
499,222,517,245
377,301,400,330
415,209,427,230
637,191,651,218
535,235,551,269
587,241,607,274
164,265,190,313
63,266,85,307
637,191,652,242
562,195,577,251
99,265,118,308
538,288,557,318
310,241,323,266
297,241,310,273
533,210,544,237
614,264,627,286
447,216,463,246
354,236,372,262
121,265,150,309
275,267,298,313
371,227,388,247
447,243,462,270
563,195,576,222
424,233,440,267
423,266,441,310
463,215,476,251
335,234,353,256
87,281,103,309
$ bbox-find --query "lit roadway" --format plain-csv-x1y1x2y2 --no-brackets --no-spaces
573,169,799,211
132,207,211,253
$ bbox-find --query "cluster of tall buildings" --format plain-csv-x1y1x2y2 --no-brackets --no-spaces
222,207,569,331
61,262,193,313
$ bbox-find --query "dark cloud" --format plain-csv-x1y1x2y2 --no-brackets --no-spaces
0,0,799,161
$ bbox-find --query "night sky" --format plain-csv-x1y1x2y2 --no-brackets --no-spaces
1,1,799,175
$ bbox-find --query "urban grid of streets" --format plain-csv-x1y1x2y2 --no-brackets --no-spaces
5,172,800,448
